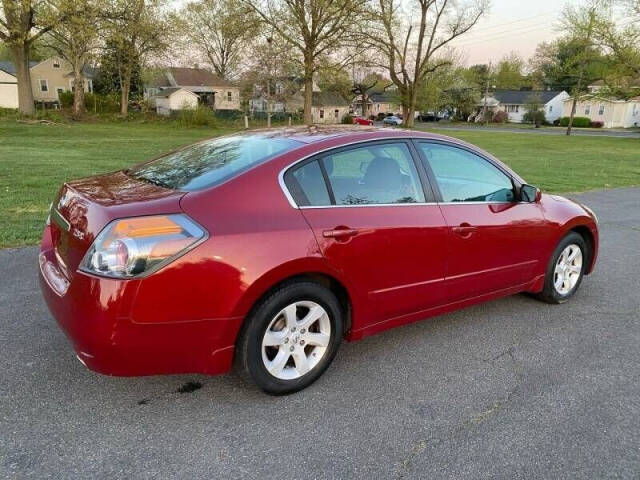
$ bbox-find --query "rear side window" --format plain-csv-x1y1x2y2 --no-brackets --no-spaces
419,143,515,203
128,135,301,191
288,160,331,206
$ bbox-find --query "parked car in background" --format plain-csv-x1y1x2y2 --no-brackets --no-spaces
353,115,374,126
420,111,448,122
39,127,599,394
383,115,403,126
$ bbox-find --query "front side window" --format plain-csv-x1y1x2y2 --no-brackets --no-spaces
128,135,301,191
598,104,605,115
419,143,515,203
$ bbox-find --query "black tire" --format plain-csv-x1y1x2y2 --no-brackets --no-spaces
235,281,343,395
537,232,588,304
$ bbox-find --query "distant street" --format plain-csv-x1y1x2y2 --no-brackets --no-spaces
416,122,640,138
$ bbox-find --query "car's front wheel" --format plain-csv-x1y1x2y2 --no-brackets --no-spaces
538,232,588,304
235,282,343,394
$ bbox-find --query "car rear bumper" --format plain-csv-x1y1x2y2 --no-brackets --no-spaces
39,226,236,377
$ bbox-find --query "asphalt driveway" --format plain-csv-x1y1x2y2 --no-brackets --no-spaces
1,188,639,479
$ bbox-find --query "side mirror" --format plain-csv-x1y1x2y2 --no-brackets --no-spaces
520,184,541,203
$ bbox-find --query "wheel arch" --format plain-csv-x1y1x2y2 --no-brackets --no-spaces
569,224,596,274
231,259,359,339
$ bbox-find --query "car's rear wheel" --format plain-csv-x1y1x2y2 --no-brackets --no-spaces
538,232,588,304
235,282,343,394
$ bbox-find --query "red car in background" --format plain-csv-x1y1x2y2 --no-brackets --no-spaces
353,115,374,125
40,127,599,394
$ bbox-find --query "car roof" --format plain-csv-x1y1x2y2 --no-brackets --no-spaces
236,125,445,144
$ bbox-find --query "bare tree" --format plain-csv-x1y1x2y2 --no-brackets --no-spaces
367,0,488,127
560,1,607,135
179,0,260,80
0,1,69,114
241,0,362,125
104,0,169,116
45,0,101,116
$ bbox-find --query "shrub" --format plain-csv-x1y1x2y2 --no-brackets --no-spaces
559,116,591,128
341,113,353,124
492,110,508,123
523,109,546,125
58,91,74,108
377,113,386,121
590,121,604,128
174,105,217,127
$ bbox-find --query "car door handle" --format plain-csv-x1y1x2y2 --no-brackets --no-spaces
323,228,359,239
452,223,477,238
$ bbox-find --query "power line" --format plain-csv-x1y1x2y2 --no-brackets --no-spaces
461,10,558,35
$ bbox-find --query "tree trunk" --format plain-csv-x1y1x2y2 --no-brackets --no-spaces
361,93,367,117
303,53,313,126
14,44,35,116
72,69,86,117
120,70,131,116
567,95,578,136
404,86,417,128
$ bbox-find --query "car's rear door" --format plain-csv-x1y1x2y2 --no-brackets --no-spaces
283,140,448,327
415,141,549,303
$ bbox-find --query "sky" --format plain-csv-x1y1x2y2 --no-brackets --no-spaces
449,0,581,65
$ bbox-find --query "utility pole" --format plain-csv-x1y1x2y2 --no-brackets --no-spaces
483,61,491,126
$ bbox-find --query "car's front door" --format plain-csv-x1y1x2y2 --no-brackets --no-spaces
416,141,550,303
283,140,448,327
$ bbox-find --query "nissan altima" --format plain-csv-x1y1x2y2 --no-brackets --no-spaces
39,127,599,394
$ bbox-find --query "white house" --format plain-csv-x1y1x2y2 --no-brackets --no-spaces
478,90,569,123
562,94,640,128
0,66,18,109
155,88,199,116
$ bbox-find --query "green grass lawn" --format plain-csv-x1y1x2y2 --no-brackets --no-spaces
0,120,229,247
423,128,640,193
0,119,639,247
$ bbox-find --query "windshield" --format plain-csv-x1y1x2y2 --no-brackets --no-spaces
127,135,302,191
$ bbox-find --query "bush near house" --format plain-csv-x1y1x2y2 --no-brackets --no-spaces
58,91,122,113
342,114,353,124
559,116,591,128
492,111,508,123
523,109,546,125
590,121,604,128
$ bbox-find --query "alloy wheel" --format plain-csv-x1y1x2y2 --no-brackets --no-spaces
261,301,331,380
553,244,583,295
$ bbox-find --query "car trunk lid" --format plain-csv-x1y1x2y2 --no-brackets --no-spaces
49,171,185,280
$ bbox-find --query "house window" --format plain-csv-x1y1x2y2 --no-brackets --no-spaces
319,109,324,119
598,104,605,115
53,61,60,69
56,87,65,98
334,109,339,119
506,105,520,113
39,79,48,92
585,104,591,115
87,80,93,93
227,91,232,101
548,105,553,113
633,104,639,116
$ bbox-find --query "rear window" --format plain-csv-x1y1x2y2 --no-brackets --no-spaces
127,135,301,191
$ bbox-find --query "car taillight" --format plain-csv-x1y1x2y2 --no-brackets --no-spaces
80,214,207,278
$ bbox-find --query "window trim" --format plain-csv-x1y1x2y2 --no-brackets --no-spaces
39,78,49,92
281,139,435,209
411,139,518,205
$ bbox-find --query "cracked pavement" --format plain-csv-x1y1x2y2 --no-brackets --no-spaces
1,187,639,479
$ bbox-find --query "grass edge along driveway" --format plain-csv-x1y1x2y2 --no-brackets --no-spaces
1,120,639,247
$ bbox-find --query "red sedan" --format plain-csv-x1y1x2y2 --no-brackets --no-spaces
40,127,599,394
353,115,374,125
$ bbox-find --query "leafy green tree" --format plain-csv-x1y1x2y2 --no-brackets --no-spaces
493,52,529,90
44,0,101,116
0,1,70,114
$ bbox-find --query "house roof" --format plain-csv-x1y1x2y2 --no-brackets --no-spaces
492,90,566,105
312,91,349,107
0,60,38,76
154,87,197,98
168,67,232,87
369,90,399,103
